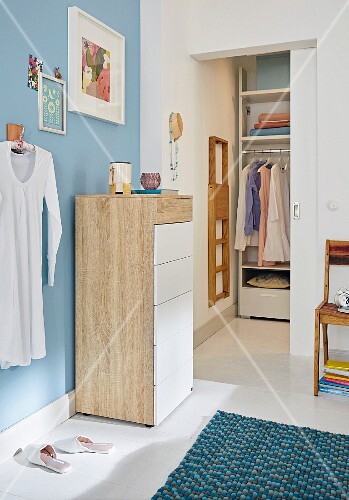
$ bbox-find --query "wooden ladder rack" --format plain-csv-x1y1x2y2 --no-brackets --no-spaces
208,136,230,307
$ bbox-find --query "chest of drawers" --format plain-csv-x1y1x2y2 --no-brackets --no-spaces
75,194,193,425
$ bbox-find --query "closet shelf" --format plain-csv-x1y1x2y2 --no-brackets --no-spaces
240,87,290,104
240,135,290,145
238,64,291,322
242,262,290,271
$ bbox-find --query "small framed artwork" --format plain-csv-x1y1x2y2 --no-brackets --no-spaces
38,73,66,135
28,54,43,91
68,6,125,125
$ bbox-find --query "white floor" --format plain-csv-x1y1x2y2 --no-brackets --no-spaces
0,318,348,500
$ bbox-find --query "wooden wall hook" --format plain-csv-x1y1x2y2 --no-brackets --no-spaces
7,123,24,141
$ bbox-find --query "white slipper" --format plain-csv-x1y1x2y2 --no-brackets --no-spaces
55,435,114,454
25,444,71,474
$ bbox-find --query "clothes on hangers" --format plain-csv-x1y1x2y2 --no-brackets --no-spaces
245,161,273,236
0,141,62,369
263,163,290,263
234,162,259,251
258,165,276,267
236,155,290,267
244,161,262,235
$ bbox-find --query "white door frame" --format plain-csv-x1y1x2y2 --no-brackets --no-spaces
191,42,318,357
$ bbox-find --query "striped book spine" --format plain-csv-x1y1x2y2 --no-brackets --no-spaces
324,376,349,387
319,386,349,397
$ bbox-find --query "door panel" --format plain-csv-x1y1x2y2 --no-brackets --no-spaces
290,48,318,355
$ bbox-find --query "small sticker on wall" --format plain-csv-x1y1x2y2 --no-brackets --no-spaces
28,54,43,91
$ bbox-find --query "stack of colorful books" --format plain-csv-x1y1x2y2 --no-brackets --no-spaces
319,360,349,396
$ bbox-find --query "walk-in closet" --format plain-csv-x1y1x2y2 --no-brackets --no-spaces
236,53,291,321
201,46,317,374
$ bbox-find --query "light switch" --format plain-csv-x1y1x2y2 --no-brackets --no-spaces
327,200,339,212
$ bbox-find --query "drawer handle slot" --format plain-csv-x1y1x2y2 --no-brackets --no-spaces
260,293,277,298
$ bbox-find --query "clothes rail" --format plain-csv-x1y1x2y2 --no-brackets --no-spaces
242,149,290,154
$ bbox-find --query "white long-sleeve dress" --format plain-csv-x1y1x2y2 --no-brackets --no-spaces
263,163,290,262
0,142,62,369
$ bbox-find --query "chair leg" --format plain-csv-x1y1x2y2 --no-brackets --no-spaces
314,312,321,396
322,324,329,365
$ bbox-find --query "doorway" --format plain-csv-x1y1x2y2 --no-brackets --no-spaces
194,46,318,387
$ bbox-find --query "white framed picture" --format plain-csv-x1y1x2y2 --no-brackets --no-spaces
38,73,66,135
68,6,125,125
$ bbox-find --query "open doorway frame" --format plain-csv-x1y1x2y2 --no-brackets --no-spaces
191,42,318,357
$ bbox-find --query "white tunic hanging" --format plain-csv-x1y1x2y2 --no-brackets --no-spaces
263,163,290,262
0,142,62,369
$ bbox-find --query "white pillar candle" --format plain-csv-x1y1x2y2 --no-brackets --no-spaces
110,162,132,193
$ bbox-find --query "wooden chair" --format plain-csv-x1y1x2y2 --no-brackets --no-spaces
314,240,349,396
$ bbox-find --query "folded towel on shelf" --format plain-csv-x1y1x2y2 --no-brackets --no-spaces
249,126,290,136
260,119,290,124
258,112,290,123
254,121,290,129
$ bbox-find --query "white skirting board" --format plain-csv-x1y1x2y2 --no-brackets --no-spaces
194,303,238,349
0,390,76,465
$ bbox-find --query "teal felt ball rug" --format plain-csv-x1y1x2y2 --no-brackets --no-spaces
153,411,348,499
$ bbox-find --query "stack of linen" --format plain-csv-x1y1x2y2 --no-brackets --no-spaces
249,112,290,137
319,359,349,396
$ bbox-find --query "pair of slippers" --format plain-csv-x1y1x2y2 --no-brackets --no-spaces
25,435,114,474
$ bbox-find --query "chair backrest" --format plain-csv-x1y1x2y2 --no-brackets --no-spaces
324,240,349,301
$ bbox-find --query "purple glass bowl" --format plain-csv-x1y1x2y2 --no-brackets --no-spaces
140,172,161,190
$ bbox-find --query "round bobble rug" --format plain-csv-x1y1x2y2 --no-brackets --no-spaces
153,411,349,499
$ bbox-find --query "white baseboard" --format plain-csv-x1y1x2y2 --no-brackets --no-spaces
0,390,76,465
194,303,238,349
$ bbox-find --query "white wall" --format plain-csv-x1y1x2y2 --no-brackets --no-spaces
189,0,319,58
160,1,239,330
140,0,162,173
186,0,349,350
141,0,349,350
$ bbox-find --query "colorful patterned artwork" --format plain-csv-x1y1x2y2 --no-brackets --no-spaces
68,7,125,124
82,38,110,102
28,54,43,91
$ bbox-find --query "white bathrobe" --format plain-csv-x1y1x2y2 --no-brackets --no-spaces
0,142,62,369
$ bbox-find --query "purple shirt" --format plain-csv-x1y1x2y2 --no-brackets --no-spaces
244,161,272,235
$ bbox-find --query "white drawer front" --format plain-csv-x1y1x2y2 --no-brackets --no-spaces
154,291,193,345
240,287,290,320
155,325,193,385
154,222,193,265
154,359,193,425
154,256,193,305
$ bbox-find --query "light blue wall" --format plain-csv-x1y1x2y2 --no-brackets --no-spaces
256,54,290,90
0,0,140,432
